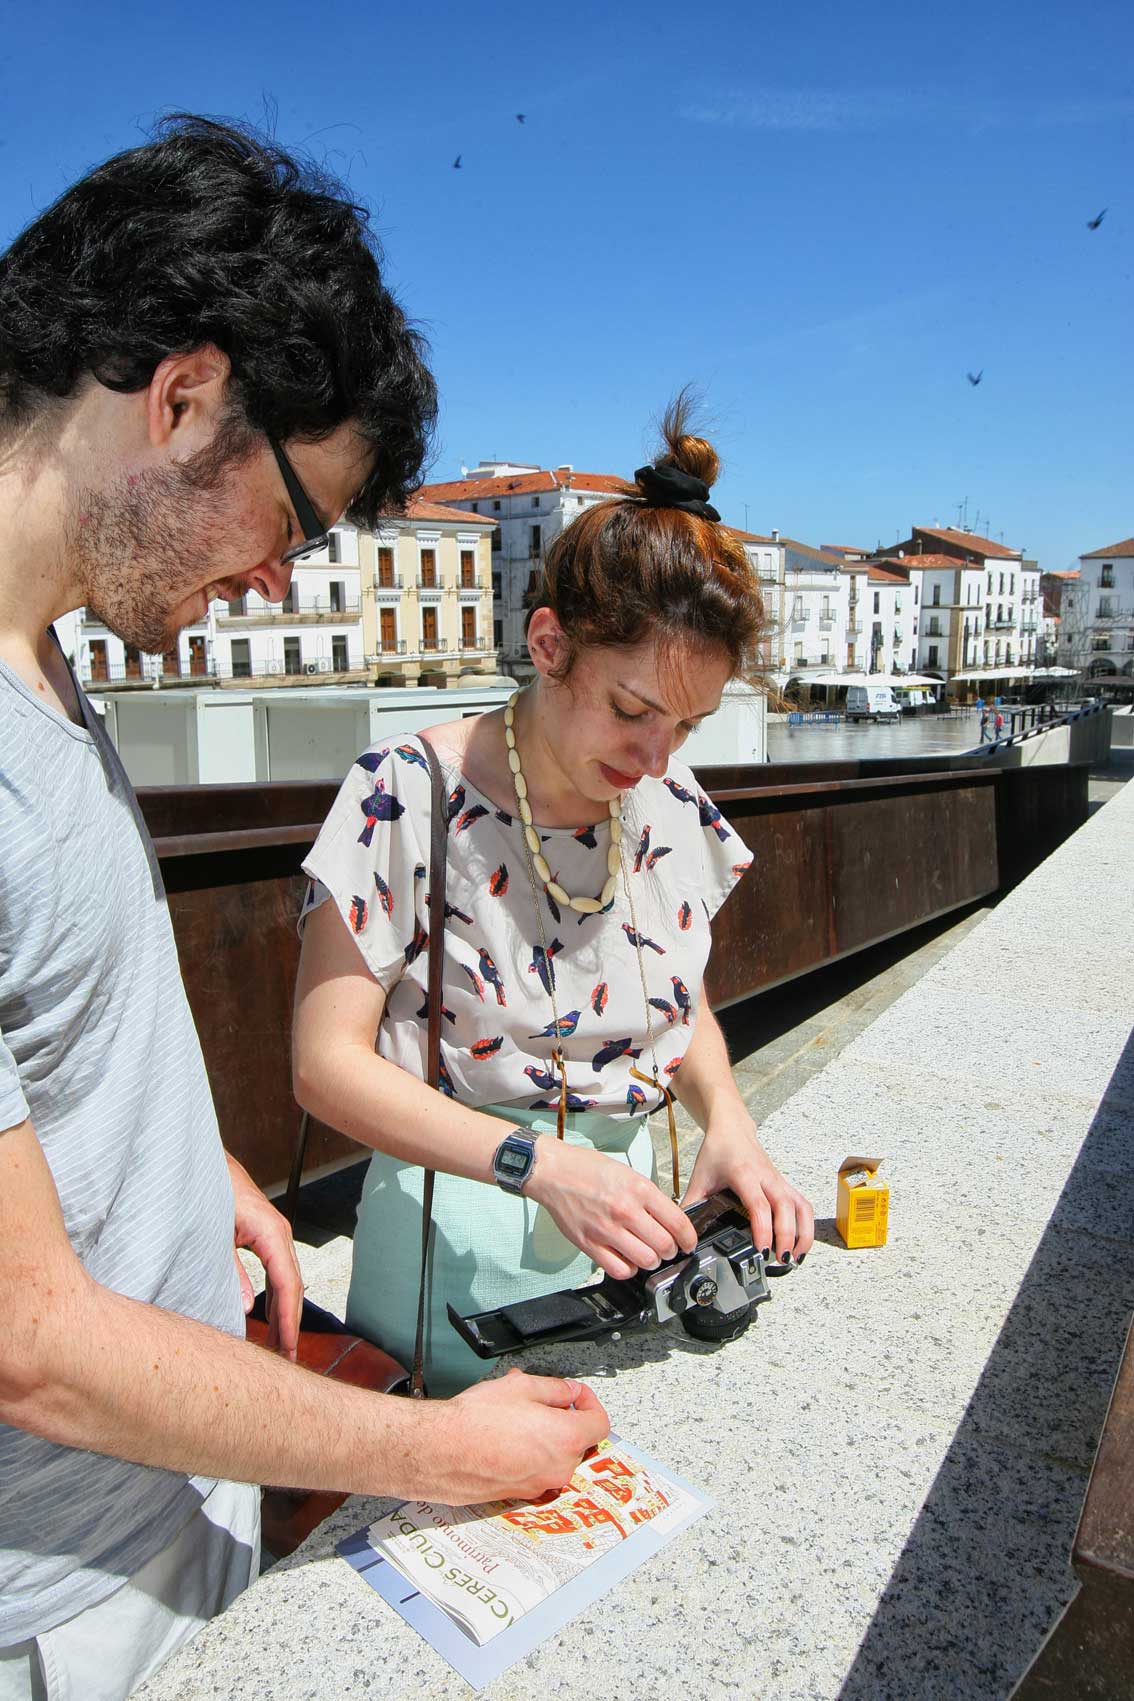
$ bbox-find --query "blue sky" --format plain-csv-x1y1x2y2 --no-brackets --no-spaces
0,0,1129,569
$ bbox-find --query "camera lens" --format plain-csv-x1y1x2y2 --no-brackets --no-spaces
681,1301,753,1343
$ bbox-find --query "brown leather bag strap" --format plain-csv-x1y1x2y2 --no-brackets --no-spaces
411,738,449,1399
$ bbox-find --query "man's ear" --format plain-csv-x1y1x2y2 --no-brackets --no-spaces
526,607,568,679
145,344,233,454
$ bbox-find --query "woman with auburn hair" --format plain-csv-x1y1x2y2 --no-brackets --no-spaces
293,396,814,1393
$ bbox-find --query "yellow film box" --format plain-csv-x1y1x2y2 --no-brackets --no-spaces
836,1155,889,1249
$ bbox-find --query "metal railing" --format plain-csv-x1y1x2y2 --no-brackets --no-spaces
221,596,361,620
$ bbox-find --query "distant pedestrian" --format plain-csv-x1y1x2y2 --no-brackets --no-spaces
994,710,1005,740
979,708,991,743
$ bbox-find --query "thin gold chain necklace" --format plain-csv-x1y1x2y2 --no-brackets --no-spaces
507,689,681,1198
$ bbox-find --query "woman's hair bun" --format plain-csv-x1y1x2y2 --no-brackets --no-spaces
649,385,720,492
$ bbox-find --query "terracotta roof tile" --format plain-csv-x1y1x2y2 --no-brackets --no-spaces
1080,537,1134,559
912,525,1020,560
389,497,497,527
418,469,627,503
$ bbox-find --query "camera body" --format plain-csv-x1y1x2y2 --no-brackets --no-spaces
447,1189,784,1360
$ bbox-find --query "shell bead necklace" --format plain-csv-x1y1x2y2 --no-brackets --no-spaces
504,690,621,913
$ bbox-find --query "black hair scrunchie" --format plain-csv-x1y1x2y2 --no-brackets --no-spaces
634,462,721,522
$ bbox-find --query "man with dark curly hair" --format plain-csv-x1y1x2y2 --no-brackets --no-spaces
0,117,606,1700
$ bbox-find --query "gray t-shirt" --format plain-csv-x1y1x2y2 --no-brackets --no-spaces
0,654,243,1643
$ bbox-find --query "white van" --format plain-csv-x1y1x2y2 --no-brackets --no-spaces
845,685,900,723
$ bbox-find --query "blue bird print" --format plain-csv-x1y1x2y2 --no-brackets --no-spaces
445,784,466,824
437,1055,457,1099
646,845,673,871
373,873,394,918
528,1009,581,1040
460,963,486,1002
529,1094,599,1112
416,994,456,1025
592,1037,642,1072
358,779,405,846
670,976,693,1024
427,899,472,925
528,938,564,996
524,1063,559,1094
395,742,430,772
621,923,665,955
648,996,678,1025
405,920,428,967
545,884,562,924
633,825,651,873
677,900,692,931
626,1083,648,1113
355,748,389,774
573,825,598,849
478,949,507,1007
697,792,731,842
591,981,609,1017
663,777,696,806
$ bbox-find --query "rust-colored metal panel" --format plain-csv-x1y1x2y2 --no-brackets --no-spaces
703,772,1001,1008
139,760,1087,1190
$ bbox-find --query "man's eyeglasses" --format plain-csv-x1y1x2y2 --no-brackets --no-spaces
268,436,331,566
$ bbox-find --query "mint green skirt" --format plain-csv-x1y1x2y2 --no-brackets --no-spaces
345,1105,655,1396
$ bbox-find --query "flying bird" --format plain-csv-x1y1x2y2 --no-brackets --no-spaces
966,370,983,387
373,873,394,918
633,825,651,873
622,923,665,955
1087,209,1106,230
515,113,526,124
452,154,462,170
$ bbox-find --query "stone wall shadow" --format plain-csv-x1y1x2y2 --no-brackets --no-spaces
837,1026,1134,1701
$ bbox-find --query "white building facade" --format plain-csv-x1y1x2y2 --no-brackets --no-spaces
1058,538,1134,679
417,464,626,675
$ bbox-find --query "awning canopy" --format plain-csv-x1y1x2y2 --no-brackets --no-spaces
791,671,941,689
950,666,1042,682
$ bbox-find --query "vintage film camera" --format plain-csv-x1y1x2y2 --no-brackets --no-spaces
448,1189,795,1360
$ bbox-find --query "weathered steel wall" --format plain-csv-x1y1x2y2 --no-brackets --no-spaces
140,759,1088,1191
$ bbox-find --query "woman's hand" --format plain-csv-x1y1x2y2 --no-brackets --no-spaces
682,1118,814,1264
526,1139,698,1281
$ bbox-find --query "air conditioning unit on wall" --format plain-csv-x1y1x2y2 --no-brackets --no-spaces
304,662,320,675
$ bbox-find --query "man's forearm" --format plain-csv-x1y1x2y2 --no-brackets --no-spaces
7,1267,436,1502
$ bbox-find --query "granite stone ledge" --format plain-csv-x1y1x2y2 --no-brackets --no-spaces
136,780,1134,1701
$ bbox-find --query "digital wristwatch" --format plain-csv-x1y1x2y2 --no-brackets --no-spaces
492,1130,538,1195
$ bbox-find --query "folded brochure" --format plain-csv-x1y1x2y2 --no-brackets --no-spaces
339,1436,711,1689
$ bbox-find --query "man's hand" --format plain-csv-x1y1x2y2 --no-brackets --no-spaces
682,1119,814,1265
226,1153,304,1360
417,1369,610,1505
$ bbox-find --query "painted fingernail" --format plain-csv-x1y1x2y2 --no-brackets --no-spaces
782,1249,793,1267
796,1253,806,1264
762,1247,772,1261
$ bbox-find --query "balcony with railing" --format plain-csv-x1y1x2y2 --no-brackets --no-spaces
420,637,449,653
372,574,404,595
416,573,443,596
218,596,362,625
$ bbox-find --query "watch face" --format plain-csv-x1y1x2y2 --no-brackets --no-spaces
498,1147,530,1179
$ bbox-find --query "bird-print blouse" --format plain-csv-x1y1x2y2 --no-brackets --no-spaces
300,733,753,1120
